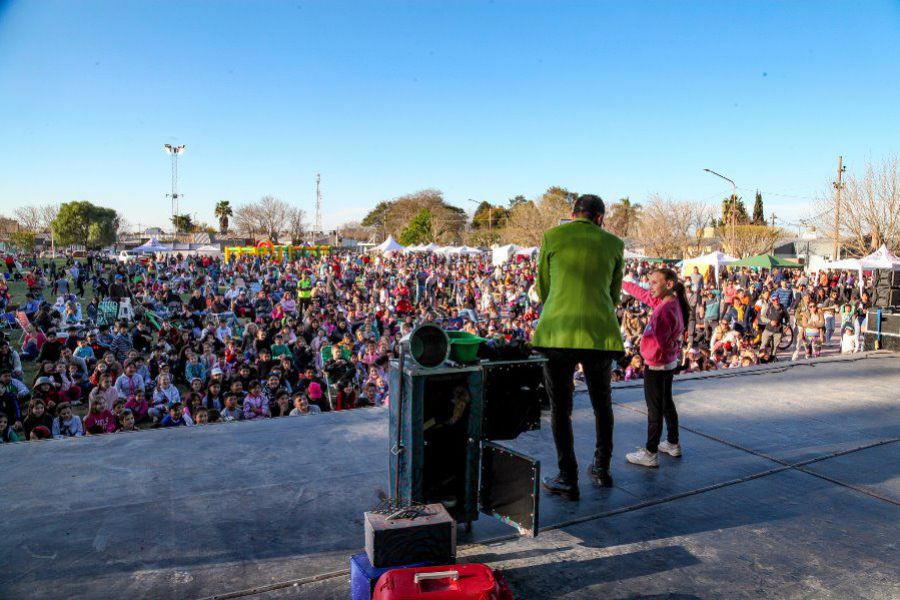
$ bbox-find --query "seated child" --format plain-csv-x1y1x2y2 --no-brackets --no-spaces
52,402,84,438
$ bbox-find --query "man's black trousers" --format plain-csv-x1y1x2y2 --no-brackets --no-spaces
539,347,615,482
643,368,679,453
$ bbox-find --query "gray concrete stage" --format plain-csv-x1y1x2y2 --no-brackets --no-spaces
1,354,898,599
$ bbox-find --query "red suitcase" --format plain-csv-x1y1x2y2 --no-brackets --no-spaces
372,563,513,600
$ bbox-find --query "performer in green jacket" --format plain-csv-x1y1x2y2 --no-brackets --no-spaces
532,194,624,500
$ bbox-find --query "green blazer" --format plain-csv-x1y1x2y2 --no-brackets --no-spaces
531,218,625,352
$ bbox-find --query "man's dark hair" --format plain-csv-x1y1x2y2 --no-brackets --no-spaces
573,194,605,220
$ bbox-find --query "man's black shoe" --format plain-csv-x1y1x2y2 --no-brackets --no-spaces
541,474,580,500
587,464,614,488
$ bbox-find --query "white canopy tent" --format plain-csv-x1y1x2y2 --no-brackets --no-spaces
131,237,172,254
624,249,646,260
859,244,900,269
372,235,405,254
515,247,539,257
403,244,423,253
420,243,439,253
193,244,224,256
682,250,739,285
827,245,900,291
457,245,484,256
492,244,518,265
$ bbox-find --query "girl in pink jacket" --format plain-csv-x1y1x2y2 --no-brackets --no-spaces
621,268,689,468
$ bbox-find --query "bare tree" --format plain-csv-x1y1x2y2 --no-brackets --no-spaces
233,196,305,242
337,221,374,243
637,195,714,259
117,218,133,240
234,204,263,240
255,196,292,241
814,155,900,256
13,206,42,232
717,224,785,258
285,207,307,243
14,204,59,232
39,204,59,231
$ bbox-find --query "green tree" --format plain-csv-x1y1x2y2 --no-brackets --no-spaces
51,201,118,248
508,195,528,209
8,230,36,252
214,200,233,234
752,191,765,225
606,197,643,238
399,209,433,245
171,214,195,234
361,190,466,243
472,202,509,230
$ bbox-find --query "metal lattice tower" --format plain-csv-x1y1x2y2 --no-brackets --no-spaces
315,173,323,237
163,144,186,222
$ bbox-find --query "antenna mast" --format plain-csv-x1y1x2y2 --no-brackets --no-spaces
315,173,323,237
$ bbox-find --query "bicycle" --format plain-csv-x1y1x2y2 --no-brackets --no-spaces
777,324,794,351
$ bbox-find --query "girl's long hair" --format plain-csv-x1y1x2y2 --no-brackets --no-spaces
656,268,691,326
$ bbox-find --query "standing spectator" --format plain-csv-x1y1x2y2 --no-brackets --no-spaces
622,268,689,468
760,296,789,355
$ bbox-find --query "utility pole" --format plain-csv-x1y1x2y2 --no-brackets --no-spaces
832,155,845,260
770,213,777,228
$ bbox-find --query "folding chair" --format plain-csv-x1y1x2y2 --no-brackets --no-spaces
96,300,118,327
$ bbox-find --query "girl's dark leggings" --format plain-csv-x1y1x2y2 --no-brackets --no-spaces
643,368,678,453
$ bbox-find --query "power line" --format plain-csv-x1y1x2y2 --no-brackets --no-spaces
736,186,819,202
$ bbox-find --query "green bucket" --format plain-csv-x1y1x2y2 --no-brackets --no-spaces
445,330,486,363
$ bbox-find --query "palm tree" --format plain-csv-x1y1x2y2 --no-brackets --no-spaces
608,197,643,237
214,200,233,235
171,214,195,235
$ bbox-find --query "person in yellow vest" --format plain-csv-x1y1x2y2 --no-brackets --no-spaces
532,194,624,500
298,273,313,312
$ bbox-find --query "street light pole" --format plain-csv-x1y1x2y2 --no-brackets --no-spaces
163,144,186,236
703,168,737,253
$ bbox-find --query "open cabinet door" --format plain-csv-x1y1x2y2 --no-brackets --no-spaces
479,441,540,537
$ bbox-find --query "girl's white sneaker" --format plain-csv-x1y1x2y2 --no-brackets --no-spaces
658,441,682,457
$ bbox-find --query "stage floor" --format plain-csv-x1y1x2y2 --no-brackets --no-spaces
1,353,898,599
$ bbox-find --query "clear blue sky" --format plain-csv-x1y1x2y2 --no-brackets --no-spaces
1,0,898,232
